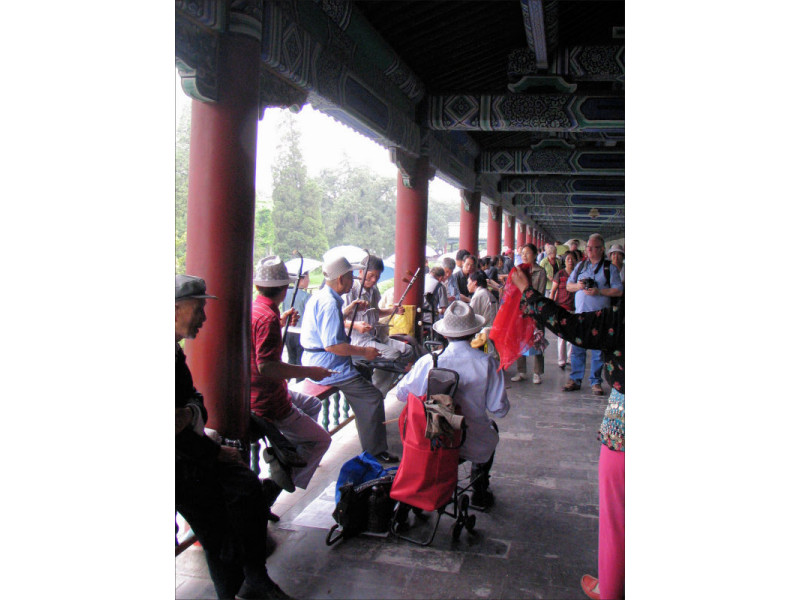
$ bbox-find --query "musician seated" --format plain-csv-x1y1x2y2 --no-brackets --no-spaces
394,301,509,510
343,255,416,397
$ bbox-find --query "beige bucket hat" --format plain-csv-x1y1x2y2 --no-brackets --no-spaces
432,301,486,338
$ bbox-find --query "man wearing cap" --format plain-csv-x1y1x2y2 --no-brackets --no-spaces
300,255,398,463
394,301,510,509
175,275,292,600
608,244,625,287
250,256,333,510
344,255,414,397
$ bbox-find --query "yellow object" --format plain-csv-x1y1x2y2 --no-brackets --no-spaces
470,331,488,349
388,305,415,335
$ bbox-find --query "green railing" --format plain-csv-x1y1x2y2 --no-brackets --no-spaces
320,390,354,434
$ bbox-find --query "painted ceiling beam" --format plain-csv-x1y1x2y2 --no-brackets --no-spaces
552,46,625,83
519,0,548,70
260,1,421,154
481,145,624,175
312,0,425,104
499,176,624,196
175,1,230,103
428,93,623,132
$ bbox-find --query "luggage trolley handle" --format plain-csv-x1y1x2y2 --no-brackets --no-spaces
424,340,445,368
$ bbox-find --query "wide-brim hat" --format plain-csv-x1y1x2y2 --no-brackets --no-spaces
322,255,355,281
432,301,485,338
176,274,217,301
566,238,581,246
608,244,624,256
254,255,297,287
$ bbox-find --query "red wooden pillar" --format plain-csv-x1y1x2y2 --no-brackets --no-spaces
486,205,502,256
459,190,481,256
393,151,433,311
184,32,260,441
526,225,533,246
504,213,515,253
517,222,526,250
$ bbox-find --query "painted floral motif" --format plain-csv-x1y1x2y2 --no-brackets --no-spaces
519,286,625,452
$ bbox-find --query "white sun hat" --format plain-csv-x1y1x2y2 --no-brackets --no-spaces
322,255,356,281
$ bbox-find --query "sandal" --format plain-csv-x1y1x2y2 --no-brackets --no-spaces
580,574,600,600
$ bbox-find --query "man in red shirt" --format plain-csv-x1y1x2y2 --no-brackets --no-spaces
251,256,333,511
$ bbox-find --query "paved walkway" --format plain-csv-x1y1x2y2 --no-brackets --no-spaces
176,339,609,599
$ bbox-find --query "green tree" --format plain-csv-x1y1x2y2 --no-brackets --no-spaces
175,101,191,272
426,196,461,253
271,113,329,259
318,158,397,257
253,190,275,263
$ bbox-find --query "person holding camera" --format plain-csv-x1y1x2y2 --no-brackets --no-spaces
564,234,623,395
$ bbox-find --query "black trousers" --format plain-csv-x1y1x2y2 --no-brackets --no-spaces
176,458,267,599
285,331,304,366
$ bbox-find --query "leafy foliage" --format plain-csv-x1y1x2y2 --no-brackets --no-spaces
253,190,275,264
426,196,461,253
175,102,191,272
318,158,397,257
271,113,329,259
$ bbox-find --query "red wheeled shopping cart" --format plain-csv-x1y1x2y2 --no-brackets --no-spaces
389,343,480,545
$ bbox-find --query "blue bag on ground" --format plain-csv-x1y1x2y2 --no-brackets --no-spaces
334,451,392,503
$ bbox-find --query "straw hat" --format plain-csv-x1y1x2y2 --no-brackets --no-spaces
322,255,355,281
432,301,486,338
253,256,296,287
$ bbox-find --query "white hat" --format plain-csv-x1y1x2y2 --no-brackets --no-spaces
608,244,624,256
432,301,486,338
253,256,296,287
322,255,355,281
566,238,580,246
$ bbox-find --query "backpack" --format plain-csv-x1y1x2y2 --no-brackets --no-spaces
325,452,397,545
325,473,396,545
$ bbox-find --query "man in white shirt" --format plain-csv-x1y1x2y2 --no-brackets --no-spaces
422,266,448,325
344,255,414,397
441,257,458,304
395,301,509,510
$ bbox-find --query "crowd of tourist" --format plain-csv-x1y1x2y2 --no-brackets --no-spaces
176,233,625,600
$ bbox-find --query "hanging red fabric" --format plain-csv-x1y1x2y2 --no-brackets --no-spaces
489,264,538,371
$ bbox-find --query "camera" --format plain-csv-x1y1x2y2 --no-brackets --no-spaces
582,277,597,289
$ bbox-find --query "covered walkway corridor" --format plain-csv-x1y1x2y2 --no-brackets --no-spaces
177,345,606,599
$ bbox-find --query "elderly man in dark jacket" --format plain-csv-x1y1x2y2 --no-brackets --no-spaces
175,275,292,600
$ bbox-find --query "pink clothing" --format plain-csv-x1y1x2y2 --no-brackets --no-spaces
598,444,625,600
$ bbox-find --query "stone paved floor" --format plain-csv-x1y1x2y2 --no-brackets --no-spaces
176,340,609,599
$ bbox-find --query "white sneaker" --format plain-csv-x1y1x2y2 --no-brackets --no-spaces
533,374,542,384
510,374,526,382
